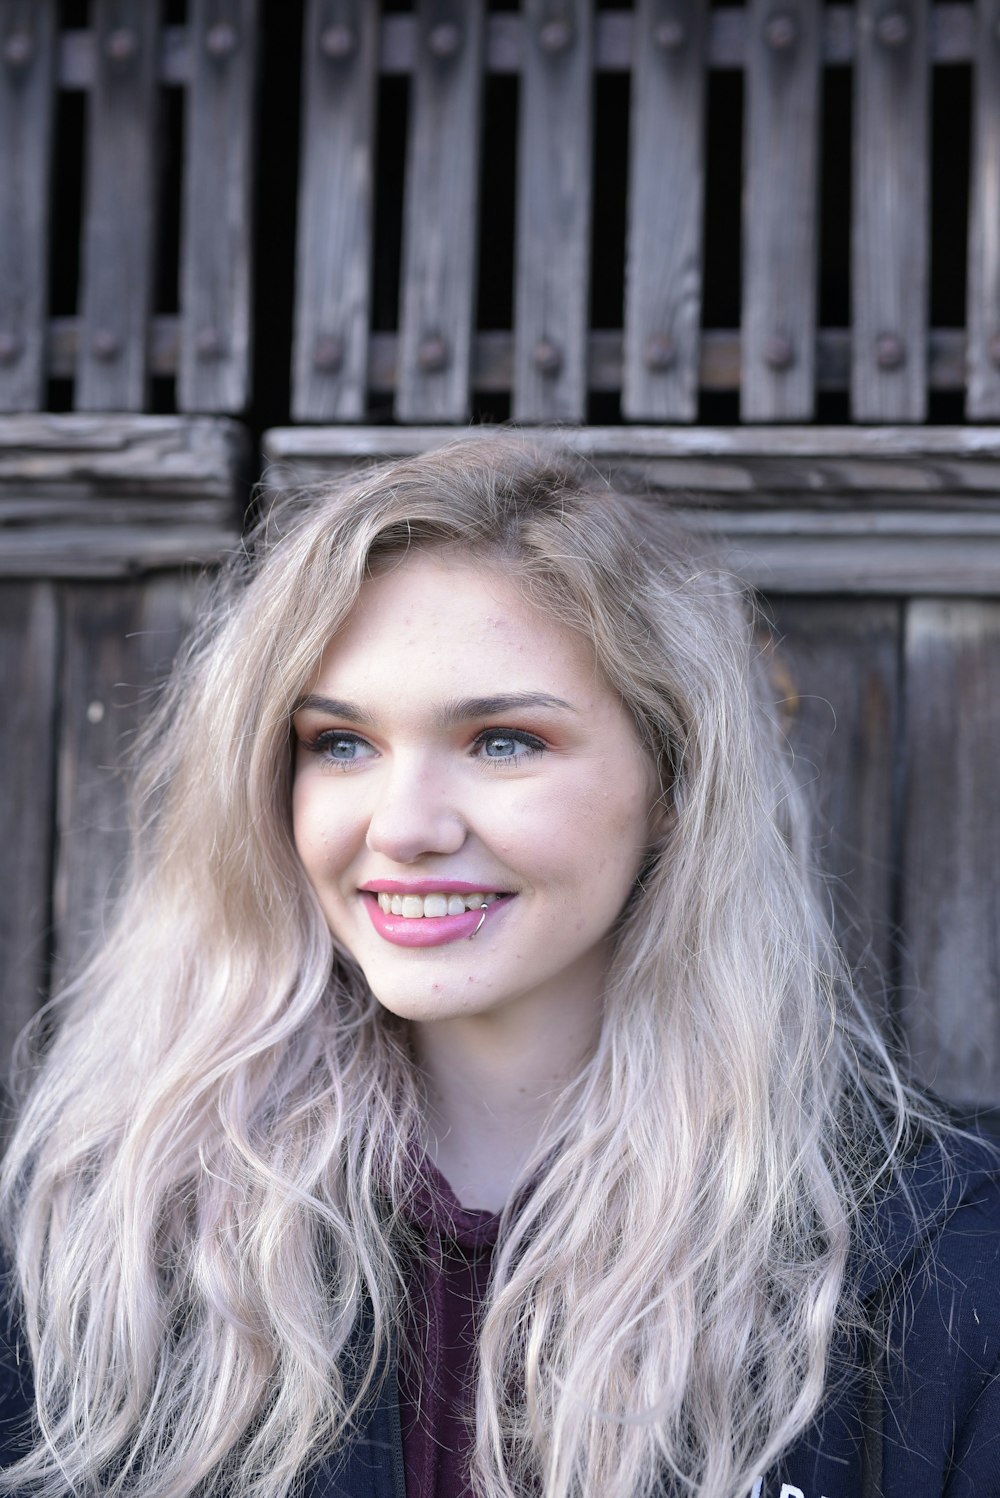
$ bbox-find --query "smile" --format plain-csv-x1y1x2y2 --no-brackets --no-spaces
375,891,504,918
361,890,513,948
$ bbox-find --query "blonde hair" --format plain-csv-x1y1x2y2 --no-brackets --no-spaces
2,435,930,1497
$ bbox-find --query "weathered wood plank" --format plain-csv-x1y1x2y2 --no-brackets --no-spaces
0,582,58,1079
76,0,161,411
741,0,820,420
768,599,901,1019
0,0,56,412
852,0,929,420
178,0,258,414
52,575,206,985
292,0,378,421
396,0,485,422
965,0,1000,418
900,601,1000,1105
622,0,706,421
513,0,593,421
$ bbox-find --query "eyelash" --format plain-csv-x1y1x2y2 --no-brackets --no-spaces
301,727,546,770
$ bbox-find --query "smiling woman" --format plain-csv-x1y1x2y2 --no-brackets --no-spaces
0,437,998,1498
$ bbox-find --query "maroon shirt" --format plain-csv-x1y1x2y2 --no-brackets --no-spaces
398,1163,501,1498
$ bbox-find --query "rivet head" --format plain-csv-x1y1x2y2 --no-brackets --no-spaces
205,20,238,58
105,27,138,63
319,22,356,60
644,333,676,372
763,332,795,371
92,329,122,361
764,10,798,49
534,338,562,376
538,17,573,53
418,333,449,373
195,326,224,360
875,332,906,370
876,10,910,47
987,332,1000,369
3,30,34,68
0,331,22,365
313,333,345,373
428,21,461,59
652,19,686,51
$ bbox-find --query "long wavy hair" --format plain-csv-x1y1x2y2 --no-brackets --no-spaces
2,435,931,1498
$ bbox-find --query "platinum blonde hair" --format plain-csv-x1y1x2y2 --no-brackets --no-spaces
2,435,930,1497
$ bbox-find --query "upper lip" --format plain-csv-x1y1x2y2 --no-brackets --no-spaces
359,879,512,895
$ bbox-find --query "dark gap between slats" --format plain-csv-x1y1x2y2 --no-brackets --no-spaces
701,68,742,336
930,63,970,329
154,85,184,318
477,73,516,331
46,29,86,411
590,72,628,334
372,74,408,335
58,0,89,27
818,67,850,329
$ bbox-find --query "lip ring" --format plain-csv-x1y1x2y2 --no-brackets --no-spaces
361,891,511,948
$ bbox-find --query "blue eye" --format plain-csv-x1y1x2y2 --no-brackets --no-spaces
308,731,376,767
475,730,545,763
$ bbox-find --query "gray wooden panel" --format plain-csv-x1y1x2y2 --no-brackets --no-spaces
396,0,485,423
851,0,929,421
0,0,55,412
178,0,258,414
769,599,901,1022
53,575,205,985
900,600,1000,1106
513,0,593,422
292,0,378,421
966,0,1000,418
741,0,820,420
0,582,58,1074
76,0,161,411
622,0,706,422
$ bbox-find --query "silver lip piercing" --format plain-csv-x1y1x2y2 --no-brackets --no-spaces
469,903,489,938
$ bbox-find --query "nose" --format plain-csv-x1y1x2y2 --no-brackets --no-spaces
364,757,468,864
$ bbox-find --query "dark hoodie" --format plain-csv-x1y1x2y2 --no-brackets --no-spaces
1,1134,998,1497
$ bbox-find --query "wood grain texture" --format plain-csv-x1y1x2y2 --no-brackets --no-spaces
0,582,57,1075
76,0,161,411
396,0,485,422
768,599,901,1020
965,0,1000,418
852,0,929,420
741,0,820,420
900,601,1000,1105
513,0,593,421
0,0,55,412
623,0,706,422
292,0,378,421
52,575,206,985
178,0,258,414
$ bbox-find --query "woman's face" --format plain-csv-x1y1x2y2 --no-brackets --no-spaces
291,550,658,1032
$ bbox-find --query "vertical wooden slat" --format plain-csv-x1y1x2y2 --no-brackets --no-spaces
900,601,1000,1104
513,0,594,422
396,0,485,423
769,600,901,1022
0,0,55,412
76,0,161,412
741,0,820,420
53,576,201,985
966,0,1000,418
851,0,929,421
292,0,378,421
178,0,258,414
0,583,58,1076
622,0,706,422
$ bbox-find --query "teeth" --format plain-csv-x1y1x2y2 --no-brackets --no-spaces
374,890,503,919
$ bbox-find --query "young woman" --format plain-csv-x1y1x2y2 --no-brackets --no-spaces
0,437,997,1498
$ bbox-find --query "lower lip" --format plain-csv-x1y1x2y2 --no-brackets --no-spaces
362,893,511,948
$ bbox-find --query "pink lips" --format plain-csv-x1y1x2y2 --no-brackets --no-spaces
360,889,511,948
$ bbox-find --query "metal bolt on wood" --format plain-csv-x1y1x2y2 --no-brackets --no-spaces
534,338,563,375
538,17,573,53
319,22,355,60
764,10,798,49
3,30,34,68
652,19,686,50
428,21,461,59
92,330,122,361
205,21,238,58
418,333,449,372
763,333,795,370
195,326,224,360
313,333,345,373
876,10,910,47
875,332,906,370
644,332,676,371
0,332,22,366
105,27,139,63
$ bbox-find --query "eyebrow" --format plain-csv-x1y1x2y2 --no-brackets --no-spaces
293,691,577,727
